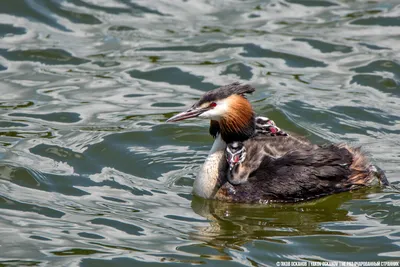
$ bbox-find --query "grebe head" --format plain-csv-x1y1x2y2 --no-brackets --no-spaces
167,82,256,143
226,142,247,170
226,142,249,185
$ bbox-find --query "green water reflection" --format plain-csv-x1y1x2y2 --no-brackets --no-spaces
0,0,399,266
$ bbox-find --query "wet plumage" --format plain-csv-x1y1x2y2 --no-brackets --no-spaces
221,136,382,203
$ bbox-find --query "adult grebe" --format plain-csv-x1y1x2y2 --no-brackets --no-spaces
167,83,388,203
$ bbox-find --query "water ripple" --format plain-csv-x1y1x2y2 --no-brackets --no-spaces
0,0,399,266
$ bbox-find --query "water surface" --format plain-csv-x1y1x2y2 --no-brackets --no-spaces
0,0,399,266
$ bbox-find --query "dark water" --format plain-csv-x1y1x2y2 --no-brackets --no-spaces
0,0,399,266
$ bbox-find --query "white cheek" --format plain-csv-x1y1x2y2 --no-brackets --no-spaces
199,101,228,120
199,109,221,120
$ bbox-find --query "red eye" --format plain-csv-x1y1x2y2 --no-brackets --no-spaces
209,102,217,108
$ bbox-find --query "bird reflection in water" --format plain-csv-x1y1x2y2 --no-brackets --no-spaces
189,189,374,250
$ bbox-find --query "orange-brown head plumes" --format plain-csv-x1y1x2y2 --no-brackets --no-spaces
218,94,255,143
167,83,256,143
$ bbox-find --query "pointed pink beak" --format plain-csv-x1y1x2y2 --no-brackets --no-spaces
166,107,208,122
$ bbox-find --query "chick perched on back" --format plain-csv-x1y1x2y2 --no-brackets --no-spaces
225,142,247,185
226,116,290,185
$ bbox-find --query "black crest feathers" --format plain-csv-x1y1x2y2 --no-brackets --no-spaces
197,83,255,107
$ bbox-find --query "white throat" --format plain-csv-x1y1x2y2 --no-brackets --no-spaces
193,135,227,199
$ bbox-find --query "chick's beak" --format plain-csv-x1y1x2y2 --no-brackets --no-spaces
166,107,208,122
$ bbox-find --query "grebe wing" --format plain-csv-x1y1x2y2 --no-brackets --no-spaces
270,145,354,181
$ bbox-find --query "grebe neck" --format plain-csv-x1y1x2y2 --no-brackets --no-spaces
193,135,227,199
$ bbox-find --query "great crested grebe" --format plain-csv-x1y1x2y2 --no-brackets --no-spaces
167,83,388,203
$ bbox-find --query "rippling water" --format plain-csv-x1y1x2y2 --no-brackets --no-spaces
0,0,399,266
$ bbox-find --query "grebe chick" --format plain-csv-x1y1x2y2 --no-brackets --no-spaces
226,119,292,185
226,142,247,185
167,83,388,203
